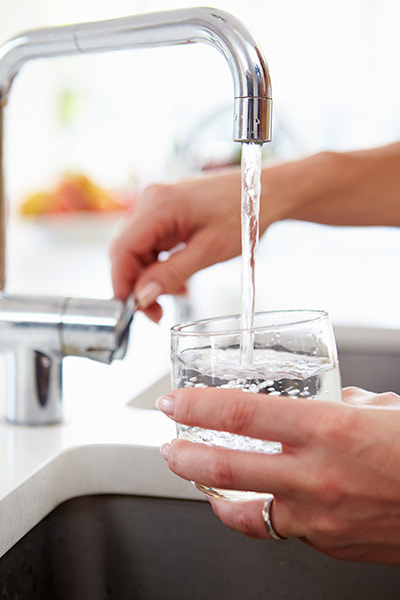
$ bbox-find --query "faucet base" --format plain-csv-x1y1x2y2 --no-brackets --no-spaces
6,348,62,425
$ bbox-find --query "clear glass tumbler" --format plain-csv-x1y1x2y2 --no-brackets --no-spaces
171,310,342,502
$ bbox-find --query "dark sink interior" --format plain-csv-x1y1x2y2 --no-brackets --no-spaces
0,494,400,600
338,345,400,394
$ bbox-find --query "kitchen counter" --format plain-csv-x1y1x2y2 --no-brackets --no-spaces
0,368,200,559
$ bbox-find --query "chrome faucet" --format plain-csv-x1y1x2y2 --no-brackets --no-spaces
0,295,134,424
0,7,272,425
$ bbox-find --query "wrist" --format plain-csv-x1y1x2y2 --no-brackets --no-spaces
260,142,400,230
258,153,330,233
259,149,369,231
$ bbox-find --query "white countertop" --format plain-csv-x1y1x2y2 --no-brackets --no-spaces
0,367,202,559
0,284,203,559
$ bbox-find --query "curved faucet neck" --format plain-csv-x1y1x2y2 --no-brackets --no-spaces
0,8,272,139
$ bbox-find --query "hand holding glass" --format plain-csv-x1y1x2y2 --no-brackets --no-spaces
171,310,342,502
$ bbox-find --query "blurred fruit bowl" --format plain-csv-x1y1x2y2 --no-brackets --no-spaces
18,173,134,241
19,173,133,217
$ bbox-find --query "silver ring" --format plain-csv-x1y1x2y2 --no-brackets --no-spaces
262,496,287,540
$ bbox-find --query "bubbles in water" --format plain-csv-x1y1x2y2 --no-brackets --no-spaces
176,346,341,457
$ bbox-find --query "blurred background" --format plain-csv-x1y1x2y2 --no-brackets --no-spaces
2,0,400,333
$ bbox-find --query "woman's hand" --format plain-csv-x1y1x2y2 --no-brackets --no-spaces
110,169,243,321
157,386,400,564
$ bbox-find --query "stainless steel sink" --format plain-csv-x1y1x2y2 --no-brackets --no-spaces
335,325,400,394
0,494,400,600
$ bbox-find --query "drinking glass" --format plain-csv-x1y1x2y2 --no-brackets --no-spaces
171,309,342,502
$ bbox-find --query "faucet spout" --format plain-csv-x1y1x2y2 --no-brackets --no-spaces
73,8,272,143
0,7,272,141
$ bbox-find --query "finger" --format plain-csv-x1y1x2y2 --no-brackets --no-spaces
342,387,376,405
159,387,327,445
343,386,400,408
134,226,235,309
209,498,271,539
141,301,163,324
110,231,183,303
109,204,182,300
208,497,296,540
110,246,143,300
210,498,400,563
165,439,296,496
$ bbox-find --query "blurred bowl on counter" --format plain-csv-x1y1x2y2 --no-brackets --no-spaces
20,172,133,216
17,172,135,241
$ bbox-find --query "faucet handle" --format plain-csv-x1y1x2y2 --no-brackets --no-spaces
61,294,135,364
110,292,136,361
0,293,136,424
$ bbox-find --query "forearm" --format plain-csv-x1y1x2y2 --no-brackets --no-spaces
260,142,400,233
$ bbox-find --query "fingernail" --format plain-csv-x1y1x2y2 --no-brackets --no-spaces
155,393,175,416
160,442,171,461
136,281,163,309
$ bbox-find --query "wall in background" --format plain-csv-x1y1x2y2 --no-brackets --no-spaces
3,0,400,203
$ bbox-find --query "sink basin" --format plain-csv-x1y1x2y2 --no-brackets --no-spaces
1,493,400,600
335,325,400,393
